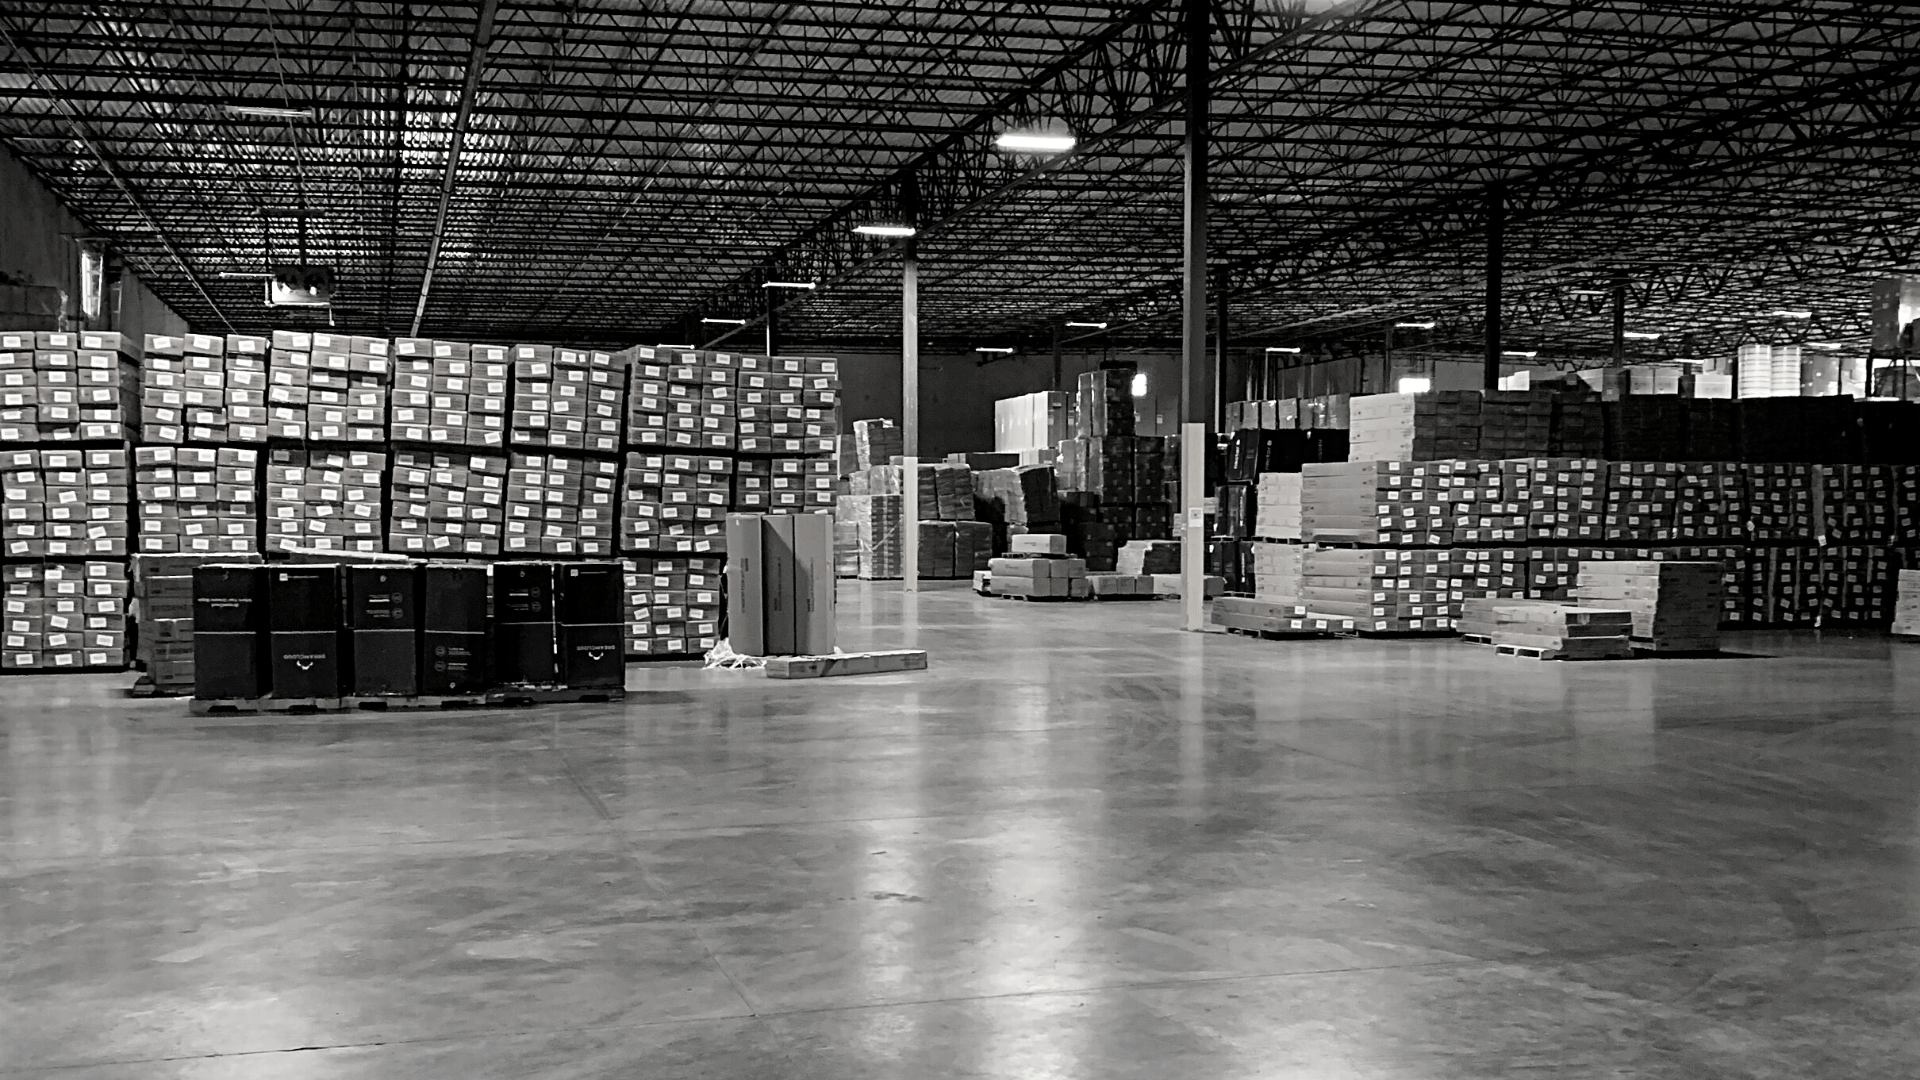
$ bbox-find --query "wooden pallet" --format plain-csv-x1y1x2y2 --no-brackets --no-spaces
1352,629,1458,639
989,590,1085,602
189,696,343,716
346,694,488,711
1494,643,1632,661
127,676,192,699
485,686,625,706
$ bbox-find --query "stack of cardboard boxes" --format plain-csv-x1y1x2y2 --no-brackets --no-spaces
618,452,732,556
263,448,386,553
132,445,257,555
5,448,134,560
1348,391,1481,461
0,330,140,445
390,340,509,449
1,560,131,670
387,451,507,555
264,331,391,444
623,555,725,657
504,452,619,556
509,346,623,453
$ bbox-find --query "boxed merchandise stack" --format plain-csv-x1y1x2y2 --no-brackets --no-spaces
1682,400,1739,459
1301,460,1456,546
4,447,133,560
1462,546,1529,599
1117,539,1180,575
852,418,904,469
987,554,1088,598
1673,463,1745,542
1490,603,1633,659
263,448,386,553
1821,464,1893,543
1550,394,1607,456
390,339,509,449
769,457,836,515
1604,398,1686,461
1347,391,1480,461
133,445,258,554
264,331,390,445
832,495,861,576
510,345,624,454
1746,463,1815,542
1074,367,1134,439
623,555,723,657
139,332,256,444
1253,471,1303,540
387,450,506,555
1818,546,1893,626
1058,491,1117,571
618,451,732,556
1604,462,1680,541
1249,540,1305,601
976,464,1060,546
856,493,904,579
1892,569,1920,637
1301,547,1458,632
0,330,140,444
1476,390,1553,457
1,560,131,670
504,452,618,556
1573,560,1724,652
1506,457,1607,542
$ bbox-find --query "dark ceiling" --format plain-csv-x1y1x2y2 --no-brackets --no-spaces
3,1,1917,367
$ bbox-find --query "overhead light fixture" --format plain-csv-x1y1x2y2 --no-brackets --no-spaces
226,104,315,120
700,317,748,326
1394,321,1436,330
1065,321,1108,330
1622,331,1662,341
994,130,1077,154
219,270,274,279
658,343,695,349
1502,350,1538,359
1131,372,1148,398
762,280,816,290
1265,346,1302,354
1769,309,1813,319
1807,341,1845,350
975,346,1015,355
1569,288,1609,297
1397,376,1432,394
852,223,917,238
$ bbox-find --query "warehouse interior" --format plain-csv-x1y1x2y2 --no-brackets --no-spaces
6,3,1920,1077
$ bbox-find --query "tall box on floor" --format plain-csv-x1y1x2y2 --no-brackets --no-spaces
345,564,418,697
269,564,345,698
556,562,624,689
192,564,267,699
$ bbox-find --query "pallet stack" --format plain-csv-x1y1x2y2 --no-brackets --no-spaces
852,418,903,468
987,554,1089,599
263,448,386,553
1490,603,1633,659
856,493,904,579
1348,391,1480,461
504,452,612,557
1,559,131,670
1573,560,1724,652
509,346,623,454
1893,569,1920,637
387,451,507,556
1249,540,1305,601
617,451,733,556
1673,463,1745,542
131,445,257,555
1254,472,1302,539
1301,547,1459,633
390,340,508,449
623,555,724,657
0,330,141,445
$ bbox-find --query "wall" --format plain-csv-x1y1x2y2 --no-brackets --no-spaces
824,347,1185,459
0,145,187,343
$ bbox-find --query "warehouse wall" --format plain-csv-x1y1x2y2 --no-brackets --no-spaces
0,145,187,343
827,347,1185,459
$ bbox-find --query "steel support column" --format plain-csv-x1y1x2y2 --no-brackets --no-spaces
1612,269,1628,367
902,239,920,594
1484,183,1504,392
1179,0,1211,632
765,287,780,357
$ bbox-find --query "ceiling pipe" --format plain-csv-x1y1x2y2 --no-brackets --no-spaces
411,0,501,337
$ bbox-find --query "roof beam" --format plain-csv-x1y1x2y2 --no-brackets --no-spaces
410,0,501,337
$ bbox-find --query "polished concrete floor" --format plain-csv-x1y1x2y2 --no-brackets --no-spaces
4,581,1919,1077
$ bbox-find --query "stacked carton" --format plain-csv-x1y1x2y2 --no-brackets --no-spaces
1477,390,1553,457
1302,461,1438,545
1302,547,1458,632
1347,391,1480,461
853,418,903,469
3,447,133,559
987,555,1088,598
387,451,507,555
139,333,252,443
1573,560,1723,652
0,330,140,444
769,457,837,514
1672,463,1745,542
623,555,724,657
1249,541,1305,602
132,445,258,554
1,560,130,670
1746,463,1815,541
1821,464,1894,543
856,493,904,579
1117,539,1180,575
510,345,623,453
1818,545,1893,625
390,340,509,449
1491,603,1633,658
1073,367,1134,439
618,451,732,556
263,331,390,444
263,448,386,553
1604,463,1680,541
504,452,618,556
1892,569,1920,637
1253,472,1302,539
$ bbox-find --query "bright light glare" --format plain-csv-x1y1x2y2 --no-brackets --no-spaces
700,317,747,325
1770,309,1813,319
1065,321,1107,330
1622,331,1661,340
1131,372,1148,398
762,281,816,290
975,346,1014,354
1265,346,1301,354
226,104,315,120
1394,321,1436,330
1397,377,1432,394
1502,351,1538,359
995,132,1077,153
853,224,917,238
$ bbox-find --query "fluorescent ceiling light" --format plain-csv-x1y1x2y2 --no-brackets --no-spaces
1502,350,1538,359
226,104,315,120
1807,341,1845,350
853,223,917,238
219,270,274,279
994,131,1077,154
658,343,694,349
1065,321,1107,330
700,317,748,326
1397,376,1432,394
1394,321,1436,330
1569,288,1609,297
1130,372,1148,398
1265,346,1301,354
1770,309,1813,319
762,280,816,290
1622,331,1662,340
975,346,1015,354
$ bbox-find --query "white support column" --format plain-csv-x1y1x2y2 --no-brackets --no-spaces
902,240,920,593
1181,422,1206,631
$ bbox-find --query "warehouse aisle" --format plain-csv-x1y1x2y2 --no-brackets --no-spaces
5,582,1919,1078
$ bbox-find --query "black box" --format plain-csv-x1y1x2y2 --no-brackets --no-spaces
346,564,419,697
421,563,489,695
492,562,556,686
555,562,624,689
192,564,267,699
268,564,344,699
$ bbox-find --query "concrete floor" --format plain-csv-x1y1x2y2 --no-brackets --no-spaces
4,581,1918,1078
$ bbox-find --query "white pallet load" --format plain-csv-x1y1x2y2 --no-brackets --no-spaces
1893,569,1920,638
1572,559,1724,653
1491,603,1633,660
1736,343,1772,400
1771,343,1803,399
1249,540,1305,603
1253,471,1302,540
